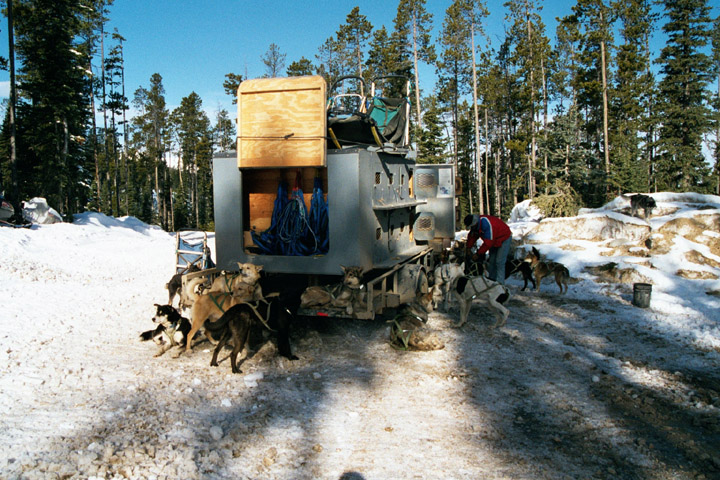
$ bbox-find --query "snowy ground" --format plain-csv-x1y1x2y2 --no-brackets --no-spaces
1,193,719,480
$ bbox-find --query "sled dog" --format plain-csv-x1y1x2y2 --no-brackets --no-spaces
208,263,263,300
139,304,192,357
506,257,536,291
432,261,465,311
629,194,656,220
523,246,570,294
300,265,366,315
389,291,444,351
204,298,298,374
453,275,510,328
166,264,200,306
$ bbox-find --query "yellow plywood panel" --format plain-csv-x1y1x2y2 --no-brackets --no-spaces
237,76,327,168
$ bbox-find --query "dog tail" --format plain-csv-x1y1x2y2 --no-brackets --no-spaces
185,277,205,303
139,327,161,341
204,312,231,336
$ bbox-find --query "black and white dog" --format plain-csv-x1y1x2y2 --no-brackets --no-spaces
140,304,192,357
453,275,510,328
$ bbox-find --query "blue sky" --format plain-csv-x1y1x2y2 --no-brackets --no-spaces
0,1,716,121
0,0,576,119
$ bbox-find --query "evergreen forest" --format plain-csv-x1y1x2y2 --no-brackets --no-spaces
1,0,719,230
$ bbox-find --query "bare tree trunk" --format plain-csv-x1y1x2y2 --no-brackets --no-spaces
120,40,129,215
494,151,500,215
716,73,720,195
526,4,536,199
484,108,490,214
411,13,422,132
565,144,570,178
7,0,19,213
470,23,484,215
89,60,101,211
193,156,199,227
541,56,549,191
169,185,175,232
600,11,610,194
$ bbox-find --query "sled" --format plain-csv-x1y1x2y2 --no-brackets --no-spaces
175,229,215,273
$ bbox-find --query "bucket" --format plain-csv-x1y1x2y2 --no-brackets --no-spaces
632,283,652,308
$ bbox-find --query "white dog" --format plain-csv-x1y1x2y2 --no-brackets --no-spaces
433,262,465,311
452,275,510,328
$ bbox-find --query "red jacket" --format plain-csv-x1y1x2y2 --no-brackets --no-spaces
466,215,511,255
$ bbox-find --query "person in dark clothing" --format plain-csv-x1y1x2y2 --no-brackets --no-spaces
464,214,512,284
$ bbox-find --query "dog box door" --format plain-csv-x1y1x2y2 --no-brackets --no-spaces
237,76,327,168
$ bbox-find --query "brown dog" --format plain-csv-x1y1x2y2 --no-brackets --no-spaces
183,263,263,353
208,263,263,300
184,291,243,353
523,247,569,294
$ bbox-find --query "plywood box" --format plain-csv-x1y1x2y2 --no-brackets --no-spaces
237,76,327,168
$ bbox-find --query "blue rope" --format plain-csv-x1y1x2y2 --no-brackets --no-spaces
251,175,328,256
251,181,288,254
310,176,329,254
277,187,317,256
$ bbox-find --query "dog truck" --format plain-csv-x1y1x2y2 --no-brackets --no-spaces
204,75,457,319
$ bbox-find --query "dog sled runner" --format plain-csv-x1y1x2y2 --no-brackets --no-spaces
208,75,457,320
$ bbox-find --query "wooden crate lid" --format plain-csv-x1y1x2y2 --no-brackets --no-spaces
237,76,327,168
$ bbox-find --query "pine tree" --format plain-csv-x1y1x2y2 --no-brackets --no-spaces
416,94,447,164
365,26,411,95
562,0,614,206
223,73,243,104
655,0,714,191
287,57,315,77
214,109,235,152
609,0,655,194
11,0,96,215
104,34,128,215
711,15,720,194
437,0,473,195
261,43,286,78
316,35,344,87
337,6,373,90
504,0,552,200
393,0,436,130
132,73,170,227
170,92,212,229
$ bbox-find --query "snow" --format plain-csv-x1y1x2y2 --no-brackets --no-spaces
1,195,720,479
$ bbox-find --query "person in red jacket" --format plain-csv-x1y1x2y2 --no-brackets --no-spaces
464,214,512,284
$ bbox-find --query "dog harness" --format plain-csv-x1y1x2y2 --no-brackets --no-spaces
221,273,242,291
166,322,179,344
208,290,280,332
463,275,509,299
243,294,280,332
209,291,232,313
